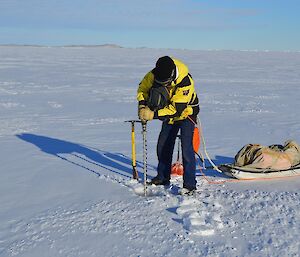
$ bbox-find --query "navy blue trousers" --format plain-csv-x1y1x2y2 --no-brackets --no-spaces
156,119,197,189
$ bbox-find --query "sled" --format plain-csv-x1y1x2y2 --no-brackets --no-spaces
219,163,300,180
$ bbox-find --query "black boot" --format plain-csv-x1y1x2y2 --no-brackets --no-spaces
179,185,196,196
148,176,170,186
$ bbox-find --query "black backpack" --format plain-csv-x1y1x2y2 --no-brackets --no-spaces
147,83,170,111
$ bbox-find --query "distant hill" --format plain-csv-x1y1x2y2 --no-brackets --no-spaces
0,44,123,48
63,44,123,48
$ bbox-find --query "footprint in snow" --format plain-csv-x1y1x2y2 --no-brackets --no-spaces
176,196,224,236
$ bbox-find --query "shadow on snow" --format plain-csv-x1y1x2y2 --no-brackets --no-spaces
16,133,234,180
16,133,145,179
196,155,234,178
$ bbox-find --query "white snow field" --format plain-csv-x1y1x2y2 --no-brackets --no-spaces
0,46,300,257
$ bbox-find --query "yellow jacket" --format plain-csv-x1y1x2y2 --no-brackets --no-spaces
137,57,199,123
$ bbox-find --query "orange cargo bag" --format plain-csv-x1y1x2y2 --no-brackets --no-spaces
193,126,201,153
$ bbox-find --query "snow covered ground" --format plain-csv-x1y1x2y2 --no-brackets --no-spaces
0,46,300,257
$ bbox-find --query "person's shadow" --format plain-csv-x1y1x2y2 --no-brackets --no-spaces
16,133,233,180
16,133,145,179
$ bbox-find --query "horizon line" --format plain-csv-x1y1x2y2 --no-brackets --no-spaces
1,43,300,53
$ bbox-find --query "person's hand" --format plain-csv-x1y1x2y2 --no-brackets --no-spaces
139,106,154,122
138,104,146,119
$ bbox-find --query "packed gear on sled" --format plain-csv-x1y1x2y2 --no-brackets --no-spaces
219,140,300,179
235,140,300,169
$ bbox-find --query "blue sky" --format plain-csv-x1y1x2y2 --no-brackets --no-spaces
0,0,299,51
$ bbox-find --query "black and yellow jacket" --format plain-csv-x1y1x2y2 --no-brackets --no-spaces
137,57,199,124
